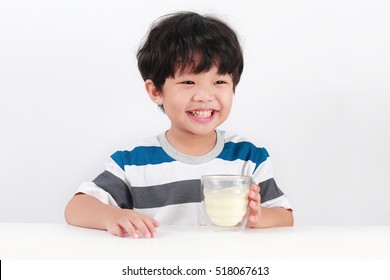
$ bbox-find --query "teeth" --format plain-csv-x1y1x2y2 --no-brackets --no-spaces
189,110,213,118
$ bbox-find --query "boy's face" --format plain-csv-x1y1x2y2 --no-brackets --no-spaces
147,66,234,138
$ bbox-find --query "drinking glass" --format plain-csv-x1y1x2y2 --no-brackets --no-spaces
201,175,252,231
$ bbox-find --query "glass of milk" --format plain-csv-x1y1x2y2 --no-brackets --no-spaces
201,175,252,231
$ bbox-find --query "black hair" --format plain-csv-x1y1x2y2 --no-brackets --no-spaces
137,11,244,94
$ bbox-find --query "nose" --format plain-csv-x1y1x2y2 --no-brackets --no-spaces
192,84,213,102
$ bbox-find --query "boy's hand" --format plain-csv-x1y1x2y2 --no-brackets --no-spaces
104,208,159,238
246,184,262,227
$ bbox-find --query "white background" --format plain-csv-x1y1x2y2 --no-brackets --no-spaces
0,0,389,226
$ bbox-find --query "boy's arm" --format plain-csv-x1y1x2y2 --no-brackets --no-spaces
246,184,294,228
249,207,294,228
64,193,159,238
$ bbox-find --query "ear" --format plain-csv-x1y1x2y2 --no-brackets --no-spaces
145,79,163,106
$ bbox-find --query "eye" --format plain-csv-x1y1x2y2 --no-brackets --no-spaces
214,80,227,85
181,81,195,85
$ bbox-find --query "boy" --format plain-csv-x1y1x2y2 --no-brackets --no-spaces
65,11,293,238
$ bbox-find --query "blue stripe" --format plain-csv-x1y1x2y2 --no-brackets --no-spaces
111,146,175,170
111,142,269,171
217,141,269,170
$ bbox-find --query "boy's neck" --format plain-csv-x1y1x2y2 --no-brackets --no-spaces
165,129,217,157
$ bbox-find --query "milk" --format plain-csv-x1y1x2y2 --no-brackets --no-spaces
204,187,248,226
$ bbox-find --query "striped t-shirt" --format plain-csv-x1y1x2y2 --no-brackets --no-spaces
77,130,291,225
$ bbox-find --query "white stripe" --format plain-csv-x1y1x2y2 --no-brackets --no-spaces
135,202,207,225
262,195,292,209
77,182,119,207
104,157,127,182
252,157,274,184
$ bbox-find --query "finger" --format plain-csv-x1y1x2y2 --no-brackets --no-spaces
151,219,160,237
248,213,258,224
249,184,260,196
107,223,128,237
250,184,260,192
131,217,154,238
152,219,160,228
249,189,260,203
249,200,258,211
143,218,159,238
119,219,139,238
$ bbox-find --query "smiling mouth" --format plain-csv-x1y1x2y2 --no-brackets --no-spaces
188,110,214,118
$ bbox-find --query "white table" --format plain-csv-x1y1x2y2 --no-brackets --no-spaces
1,223,389,260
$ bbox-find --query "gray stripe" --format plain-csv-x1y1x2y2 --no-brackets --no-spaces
258,178,284,203
93,170,133,209
131,179,202,209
